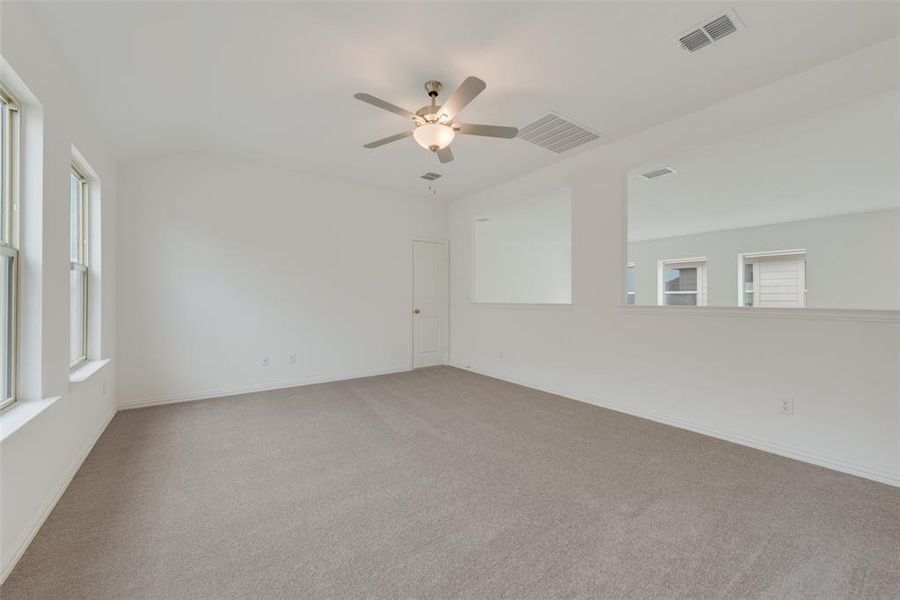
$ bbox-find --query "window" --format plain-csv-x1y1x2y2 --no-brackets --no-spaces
658,258,707,306
741,251,806,308
70,165,88,368
626,263,636,305
0,85,19,409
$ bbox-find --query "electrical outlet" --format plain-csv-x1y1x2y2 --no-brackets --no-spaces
778,397,794,415
260,355,270,367
288,352,296,365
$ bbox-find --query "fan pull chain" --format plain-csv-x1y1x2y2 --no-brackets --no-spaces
425,150,438,195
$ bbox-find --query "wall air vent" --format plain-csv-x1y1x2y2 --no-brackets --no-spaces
678,10,743,53
518,112,601,153
420,172,442,181
640,167,676,180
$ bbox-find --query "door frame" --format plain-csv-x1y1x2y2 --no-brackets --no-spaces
411,237,450,370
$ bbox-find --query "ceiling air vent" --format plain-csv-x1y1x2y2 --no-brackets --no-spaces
518,113,601,153
704,14,738,40
679,29,712,52
420,172,442,181
677,10,743,53
640,167,676,180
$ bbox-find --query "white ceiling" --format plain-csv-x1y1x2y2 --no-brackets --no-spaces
628,89,900,241
25,1,900,199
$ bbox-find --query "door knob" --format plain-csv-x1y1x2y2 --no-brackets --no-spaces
414,309,420,314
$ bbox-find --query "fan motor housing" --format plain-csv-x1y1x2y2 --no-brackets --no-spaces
416,104,445,122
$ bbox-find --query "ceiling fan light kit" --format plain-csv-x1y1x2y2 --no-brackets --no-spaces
413,123,455,151
354,76,519,165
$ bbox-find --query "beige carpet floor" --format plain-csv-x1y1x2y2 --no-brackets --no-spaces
2,366,899,599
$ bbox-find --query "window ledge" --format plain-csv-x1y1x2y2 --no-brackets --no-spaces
70,358,110,384
619,305,900,323
0,396,61,443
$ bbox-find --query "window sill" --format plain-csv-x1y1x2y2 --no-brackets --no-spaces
0,396,61,443
619,305,900,323
70,358,110,384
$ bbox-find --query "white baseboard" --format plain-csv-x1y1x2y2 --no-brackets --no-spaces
0,405,117,585
119,365,411,410
451,363,900,488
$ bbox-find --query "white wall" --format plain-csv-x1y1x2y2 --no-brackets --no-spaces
473,187,572,304
116,153,447,407
0,3,118,581
450,39,900,486
629,208,900,310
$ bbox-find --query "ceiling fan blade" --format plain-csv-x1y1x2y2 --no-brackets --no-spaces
436,147,454,164
354,93,416,120
456,123,519,139
363,131,413,148
438,76,486,121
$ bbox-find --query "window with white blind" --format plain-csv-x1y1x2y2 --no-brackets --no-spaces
626,263,636,305
741,251,806,308
658,258,707,306
0,84,19,409
70,165,89,368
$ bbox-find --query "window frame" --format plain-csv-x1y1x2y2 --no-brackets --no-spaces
738,249,807,308
657,257,708,307
69,164,89,370
0,84,20,410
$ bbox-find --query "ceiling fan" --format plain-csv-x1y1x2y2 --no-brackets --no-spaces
354,77,519,164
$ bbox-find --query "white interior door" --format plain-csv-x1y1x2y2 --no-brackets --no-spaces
413,240,449,368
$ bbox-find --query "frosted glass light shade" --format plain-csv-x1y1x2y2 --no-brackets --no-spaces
413,123,455,151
